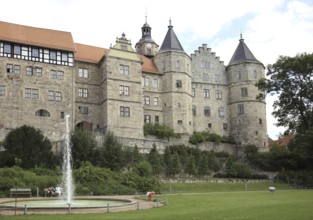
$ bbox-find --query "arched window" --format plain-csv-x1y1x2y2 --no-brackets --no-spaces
35,109,50,117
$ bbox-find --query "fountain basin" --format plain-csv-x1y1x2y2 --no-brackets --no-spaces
0,196,137,214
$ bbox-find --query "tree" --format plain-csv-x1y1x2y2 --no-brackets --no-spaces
1,125,58,169
96,131,123,171
123,145,143,170
198,154,209,177
185,155,197,177
256,53,313,134
147,144,163,176
71,128,97,169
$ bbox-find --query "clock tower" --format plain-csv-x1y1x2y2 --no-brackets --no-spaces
135,16,159,57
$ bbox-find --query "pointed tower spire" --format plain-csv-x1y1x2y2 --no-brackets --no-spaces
228,37,262,66
159,19,184,52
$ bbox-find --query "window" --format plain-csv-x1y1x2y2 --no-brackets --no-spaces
144,115,151,124
208,123,212,129
203,89,210,98
178,120,183,125
201,61,211,69
25,88,39,99
32,48,39,57
259,119,262,124
192,105,196,116
4,43,11,54
238,104,244,115
241,87,248,97
6,64,13,73
153,79,158,88
176,60,180,69
216,90,222,99
0,85,6,96
35,109,50,117
120,106,130,117
237,71,241,79
155,115,159,124
48,91,62,101
120,64,129,75
14,45,21,57
204,106,210,117
78,88,88,98
79,106,89,114
48,91,54,100
254,70,258,79
119,85,129,96
13,65,20,74
218,107,225,117
78,68,88,78
192,88,195,97
57,71,64,80
223,123,227,130
144,77,150,86
50,51,56,60
26,67,33,76
203,72,209,81
154,97,158,106
55,91,62,101
145,96,150,105
61,112,64,119
215,74,221,82
120,45,127,51
22,46,29,58
50,70,57,79
36,68,42,77
176,80,182,88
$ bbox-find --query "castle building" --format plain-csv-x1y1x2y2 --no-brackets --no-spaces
0,20,268,153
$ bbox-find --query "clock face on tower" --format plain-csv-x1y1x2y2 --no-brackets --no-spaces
147,43,152,48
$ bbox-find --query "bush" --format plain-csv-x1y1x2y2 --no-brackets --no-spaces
144,124,177,139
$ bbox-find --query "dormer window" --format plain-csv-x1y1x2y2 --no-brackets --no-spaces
121,45,127,51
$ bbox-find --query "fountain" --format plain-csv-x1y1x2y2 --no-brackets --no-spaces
0,114,136,215
62,114,73,205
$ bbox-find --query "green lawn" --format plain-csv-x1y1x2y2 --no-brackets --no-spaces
1,184,313,220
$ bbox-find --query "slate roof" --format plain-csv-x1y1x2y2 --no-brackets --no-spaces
228,38,262,66
0,21,75,52
159,23,184,52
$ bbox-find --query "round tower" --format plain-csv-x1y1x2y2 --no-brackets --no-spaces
153,20,193,134
227,36,268,155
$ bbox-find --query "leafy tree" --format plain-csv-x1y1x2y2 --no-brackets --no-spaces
71,128,97,168
163,146,171,171
256,53,313,134
1,125,58,169
133,161,152,177
147,144,163,176
96,131,123,171
288,128,313,170
185,155,197,177
123,145,143,171
198,154,209,177
167,153,182,177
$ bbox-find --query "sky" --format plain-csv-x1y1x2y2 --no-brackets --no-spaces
1,0,313,139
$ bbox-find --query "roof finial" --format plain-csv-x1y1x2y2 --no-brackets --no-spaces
240,31,244,41
145,7,147,24
168,17,173,28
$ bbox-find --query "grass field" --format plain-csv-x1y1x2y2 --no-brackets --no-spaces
1,183,313,220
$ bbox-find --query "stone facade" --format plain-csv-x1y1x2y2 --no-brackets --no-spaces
0,20,268,155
